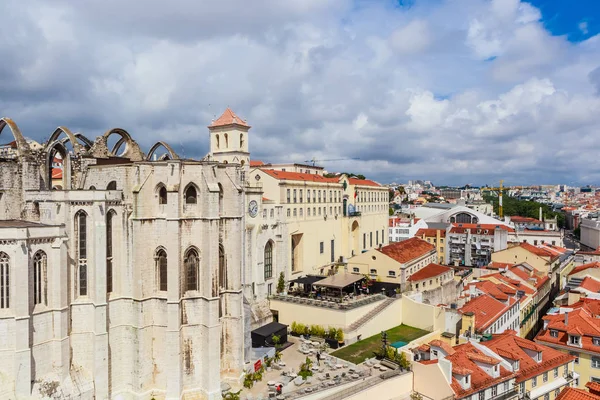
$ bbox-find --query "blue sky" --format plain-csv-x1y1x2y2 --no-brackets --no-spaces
527,0,599,42
1,0,600,186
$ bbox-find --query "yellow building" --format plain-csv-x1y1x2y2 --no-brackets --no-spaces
346,237,436,288
407,263,454,293
536,300,600,389
491,242,561,284
415,227,446,264
251,168,389,277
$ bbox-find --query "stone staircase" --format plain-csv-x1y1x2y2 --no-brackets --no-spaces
567,277,583,289
347,297,397,332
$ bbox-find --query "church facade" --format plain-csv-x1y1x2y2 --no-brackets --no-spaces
0,117,245,399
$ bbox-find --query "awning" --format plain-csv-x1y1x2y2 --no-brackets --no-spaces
289,275,325,286
313,271,364,289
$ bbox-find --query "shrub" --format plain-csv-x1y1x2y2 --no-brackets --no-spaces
223,390,242,400
291,321,297,334
272,334,281,347
243,373,254,389
327,327,338,340
335,329,344,342
298,356,314,380
277,272,285,294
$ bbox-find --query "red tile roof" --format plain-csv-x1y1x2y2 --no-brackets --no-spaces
459,294,515,332
378,237,435,264
209,108,249,128
261,169,340,184
488,261,516,269
348,177,381,187
556,387,600,400
519,242,556,258
579,276,600,293
250,160,265,167
569,262,600,276
536,303,600,354
587,382,600,396
408,263,453,282
510,216,542,224
444,342,515,398
52,169,62,179
429,339,456,355
415,228,446,238
450,223,515,234
483,332,575,383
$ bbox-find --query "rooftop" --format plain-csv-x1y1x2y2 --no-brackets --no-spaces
0,220,52,228
208,108,250,128
556,387,600,400
260,169,340,184
378,237,436,264
408,263,453,282
569,261,600,276
458,294,515,332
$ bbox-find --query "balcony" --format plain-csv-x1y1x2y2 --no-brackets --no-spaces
489,388,519,400
349,211,362,217
270,293,387,310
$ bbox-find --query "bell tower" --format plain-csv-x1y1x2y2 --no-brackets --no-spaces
208,108,250,167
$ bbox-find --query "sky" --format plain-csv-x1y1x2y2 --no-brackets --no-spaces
1,0,600,187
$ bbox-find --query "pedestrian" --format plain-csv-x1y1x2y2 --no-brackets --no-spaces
276,384,282,395
316,350,321,366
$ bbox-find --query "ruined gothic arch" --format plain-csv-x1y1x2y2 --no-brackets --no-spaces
146,141,179,161
46,140,69,190
0,117,31,158
47,126,83,155
99,128,145,161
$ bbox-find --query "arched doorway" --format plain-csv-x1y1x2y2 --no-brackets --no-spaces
351,220,360,256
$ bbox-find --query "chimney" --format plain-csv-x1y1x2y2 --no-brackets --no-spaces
539,207,542,222
565,311,569,327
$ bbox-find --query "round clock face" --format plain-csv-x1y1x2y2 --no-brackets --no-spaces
248,200,258,218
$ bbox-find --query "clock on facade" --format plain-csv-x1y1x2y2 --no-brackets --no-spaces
248,200,258,217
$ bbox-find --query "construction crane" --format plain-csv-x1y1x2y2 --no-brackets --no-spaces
480,180,505,218
303,157,360,166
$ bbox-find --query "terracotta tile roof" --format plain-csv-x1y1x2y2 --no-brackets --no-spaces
51,169,62,179
415,228,446,238
510,216,542,224
484,332,575,383
261,169,340,184
556,387,600,400
508,265,549,289
519,242,556,258
408,263,453,282
209,108,249,128
450,223,515,234
417,344,430,352
420,359,438,365
429,339,456,355
445,342,515,398
586,382,600,396
458,294,515,332
579,276,600,293
536,305,600,354
378,237,435,264
348,177,381,187
467,352,501,365
569,262,600,276
250,160,265,167
496,348,519,360
489,261,516,269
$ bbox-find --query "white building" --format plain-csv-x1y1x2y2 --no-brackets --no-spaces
388,216,426,242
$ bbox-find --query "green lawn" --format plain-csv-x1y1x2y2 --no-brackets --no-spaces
331,324,428,364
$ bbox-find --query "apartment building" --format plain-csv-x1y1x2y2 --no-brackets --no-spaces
415,226,448,264
536,299,600,389
389,215,425,242
347,237,436,288
413,332,576,400
446,223,511,267
408,263,455,293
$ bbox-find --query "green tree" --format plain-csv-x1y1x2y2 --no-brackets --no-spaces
389,208,394,216
276,272,285,294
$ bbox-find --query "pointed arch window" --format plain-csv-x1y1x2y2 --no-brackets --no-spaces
76,211,88,297
240,133,244,148
33,251,47,305
224,133,229,148
107,181,117,190
264,241,274,280
218,183,224,215
185,185,197,204
156,249,168,292
106,210,115,293
0,252,9,308
219,244,226,290
184,248,199,291
216,134,220,149
158,185,167,205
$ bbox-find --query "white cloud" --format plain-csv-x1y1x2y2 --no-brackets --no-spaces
579,21,589,35
0,0,599,185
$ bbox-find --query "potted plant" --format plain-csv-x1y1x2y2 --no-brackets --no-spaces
243,372,254,389
290,322,298,336
265,356,273,371
274,351,282,364
336,329,345,347
223,390,242,400
277,272,286,294
325,327,339,349
272,334,281,348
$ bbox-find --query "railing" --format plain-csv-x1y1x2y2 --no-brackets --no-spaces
285,365,374,400
270,293,387,311
489,388,519,400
